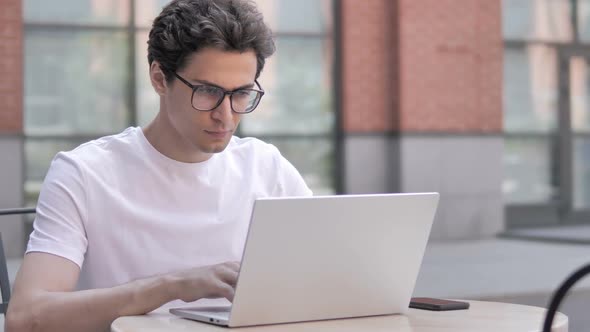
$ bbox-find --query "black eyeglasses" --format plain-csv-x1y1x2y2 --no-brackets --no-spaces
173,73,265,114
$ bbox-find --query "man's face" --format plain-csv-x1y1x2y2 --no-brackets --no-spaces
163,48,258,157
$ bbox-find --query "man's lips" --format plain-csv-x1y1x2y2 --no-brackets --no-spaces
205,130,232,138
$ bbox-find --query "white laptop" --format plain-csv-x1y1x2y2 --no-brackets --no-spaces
170,192,439,327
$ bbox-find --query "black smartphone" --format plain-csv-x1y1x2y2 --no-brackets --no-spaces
409,297,470,311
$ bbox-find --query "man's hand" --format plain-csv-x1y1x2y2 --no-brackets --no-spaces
172,261,241,302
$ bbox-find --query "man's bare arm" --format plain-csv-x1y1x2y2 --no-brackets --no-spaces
5,253,239,332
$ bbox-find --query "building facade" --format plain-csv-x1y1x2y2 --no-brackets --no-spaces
1,0,506,257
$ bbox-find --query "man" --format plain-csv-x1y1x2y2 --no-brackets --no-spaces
6,0,311,331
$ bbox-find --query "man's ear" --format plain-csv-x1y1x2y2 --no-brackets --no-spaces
150,61,168,95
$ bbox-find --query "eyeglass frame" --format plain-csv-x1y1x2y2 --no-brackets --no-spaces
173,72,265,114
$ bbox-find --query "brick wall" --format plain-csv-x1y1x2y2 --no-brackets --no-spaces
341,0,502,133
398,0,502,132
341,0,396,132
0,0,23,133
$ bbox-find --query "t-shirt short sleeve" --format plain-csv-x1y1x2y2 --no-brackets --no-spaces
26,152,88,269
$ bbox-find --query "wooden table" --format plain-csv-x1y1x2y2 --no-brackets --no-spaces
111,300,568,332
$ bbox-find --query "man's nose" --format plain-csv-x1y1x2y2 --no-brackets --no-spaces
211,95,233,123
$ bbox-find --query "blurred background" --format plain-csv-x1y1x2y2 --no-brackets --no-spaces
1,0,590,331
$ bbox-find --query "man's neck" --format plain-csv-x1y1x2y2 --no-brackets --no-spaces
143,111,212,163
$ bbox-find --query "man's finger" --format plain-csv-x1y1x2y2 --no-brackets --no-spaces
217,265,239,286
218,281,235,302
226,261,241,271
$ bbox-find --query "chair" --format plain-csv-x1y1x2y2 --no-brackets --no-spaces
543,262,590,332
0,208,36,314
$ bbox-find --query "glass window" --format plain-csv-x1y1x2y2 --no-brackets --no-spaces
578,0,590,41
502,0,572,41
135,0,171,27
263,137,334,195
256,0,332,34
136,32,160,126
240,37,333,136
573,136,590,209
136,0,333,33
569,56,590,132
24,30,130,135
24,138,93,205
25,0,336,198
503,46,558,133
503,137,558,204
569,53,590,209
24,0,130,26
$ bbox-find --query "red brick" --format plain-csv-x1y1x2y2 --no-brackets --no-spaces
0,38,18,54
341,0,396,132
0,0,23,133
341,0,502,133
0,4,19,20
398,0,502,133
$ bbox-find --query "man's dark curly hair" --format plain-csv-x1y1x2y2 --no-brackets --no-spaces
147,0,275,82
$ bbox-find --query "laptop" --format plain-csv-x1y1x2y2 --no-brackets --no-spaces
170,192,439,327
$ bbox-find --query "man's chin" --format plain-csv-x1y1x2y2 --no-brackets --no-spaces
199,142,230,154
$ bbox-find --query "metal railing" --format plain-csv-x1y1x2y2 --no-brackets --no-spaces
0,208,36,216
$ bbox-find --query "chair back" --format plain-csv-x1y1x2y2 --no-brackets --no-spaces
0,233,10,314
542,263,590,332
0,207,36,314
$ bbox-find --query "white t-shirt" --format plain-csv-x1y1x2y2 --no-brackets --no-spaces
27,127,311,303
